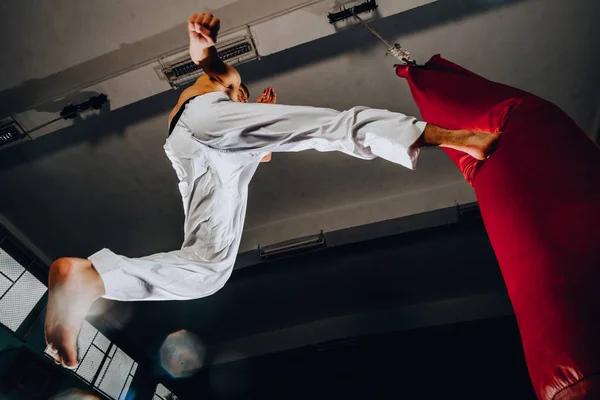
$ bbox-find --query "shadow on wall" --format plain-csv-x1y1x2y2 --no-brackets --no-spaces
237,0,528,83
0,30,187,119
33,91,107,114
0,87,181,172
0,0,527,171
0,0,320,118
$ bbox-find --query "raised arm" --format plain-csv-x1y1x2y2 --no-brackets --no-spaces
188,13,241,90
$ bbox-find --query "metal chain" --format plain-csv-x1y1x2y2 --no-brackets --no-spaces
352,13,415,65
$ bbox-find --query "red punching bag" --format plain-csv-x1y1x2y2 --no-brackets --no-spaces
396,56,600,400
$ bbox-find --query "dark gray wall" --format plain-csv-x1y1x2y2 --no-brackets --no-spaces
87,211,510,376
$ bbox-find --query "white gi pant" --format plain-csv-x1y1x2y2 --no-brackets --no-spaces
90,92,426,301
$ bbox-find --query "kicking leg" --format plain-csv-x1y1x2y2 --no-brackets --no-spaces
45,129,251,369
187,93,499,169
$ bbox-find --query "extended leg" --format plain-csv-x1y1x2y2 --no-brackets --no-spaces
185,93,499,168
45,128,248,368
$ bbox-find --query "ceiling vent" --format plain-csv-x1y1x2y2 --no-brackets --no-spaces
0,117,27,150
157,28,258,89
258,231,326,259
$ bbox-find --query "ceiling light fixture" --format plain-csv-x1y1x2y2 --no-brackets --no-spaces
259,231,326,259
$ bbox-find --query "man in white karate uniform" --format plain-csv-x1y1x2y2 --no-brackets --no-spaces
45,13,499,368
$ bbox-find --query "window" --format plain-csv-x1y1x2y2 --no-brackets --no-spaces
95,345,137,400
0,248,47,332
0,227,137,400
154,383,179,400
45,321,138,400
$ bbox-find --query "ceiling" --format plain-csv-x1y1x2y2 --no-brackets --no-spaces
0,0,316,93
0,0,599,386
1,0,598,258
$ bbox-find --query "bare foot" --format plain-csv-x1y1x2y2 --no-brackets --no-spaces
45,258,105,369
421,125,500,160
445,131,501,160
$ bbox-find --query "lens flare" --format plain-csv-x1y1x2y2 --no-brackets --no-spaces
160,330,205,378
51,388,100,400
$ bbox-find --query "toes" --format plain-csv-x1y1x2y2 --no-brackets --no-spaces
46,346,63,365
47,342,79,370
58,352,79,369
62,360,79,370
60,347,80,370
46,344,58,355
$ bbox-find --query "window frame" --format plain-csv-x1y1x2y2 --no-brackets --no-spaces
0,233,49,340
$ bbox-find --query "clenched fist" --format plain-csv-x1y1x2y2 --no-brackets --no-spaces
188,13,220,64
